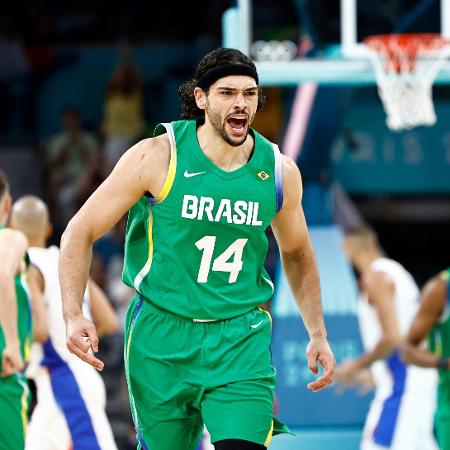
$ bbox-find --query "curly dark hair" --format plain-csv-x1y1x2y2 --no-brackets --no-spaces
178,48,266,120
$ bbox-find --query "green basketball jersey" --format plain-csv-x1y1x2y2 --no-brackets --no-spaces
123,119,283,320
0,226,33,372
429,268,450,383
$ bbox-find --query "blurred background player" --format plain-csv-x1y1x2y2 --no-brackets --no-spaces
335,226,438,450
10,194,119,450
402,268,450,450
101,43,147,171
0,169,47,450
45,106,101,230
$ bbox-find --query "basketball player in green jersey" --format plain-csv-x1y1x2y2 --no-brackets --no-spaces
59,48,335,450
403,269,450,450
0,169,48,450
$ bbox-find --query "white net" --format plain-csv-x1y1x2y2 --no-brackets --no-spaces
364,34,450,131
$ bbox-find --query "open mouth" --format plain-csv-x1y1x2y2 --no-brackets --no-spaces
226,116,248,136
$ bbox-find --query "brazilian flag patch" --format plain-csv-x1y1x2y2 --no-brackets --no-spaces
257,171,270,181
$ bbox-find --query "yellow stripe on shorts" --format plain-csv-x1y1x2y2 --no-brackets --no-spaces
264,419,274,447
16,374,29,437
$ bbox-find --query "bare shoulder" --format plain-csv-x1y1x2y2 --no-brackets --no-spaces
278,154,302,208
115,134,171,196
280,154,301,179
0,228,27,249
0,229,27,273
125,134,170,168
365,270,395,299
422,274,447,305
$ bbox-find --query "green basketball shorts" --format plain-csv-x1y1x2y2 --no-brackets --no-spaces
436,381,450,450
0,372,30,450
124,294,289,450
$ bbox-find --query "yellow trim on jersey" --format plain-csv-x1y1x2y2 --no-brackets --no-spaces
258,306,272,328
264,419,274,447
133,211,154,291
440,269,450,282
154,141,177,203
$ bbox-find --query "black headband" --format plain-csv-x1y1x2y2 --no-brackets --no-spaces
196,63,259,90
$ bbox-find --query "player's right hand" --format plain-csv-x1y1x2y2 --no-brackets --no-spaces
1,341,24,377
66,315,104,371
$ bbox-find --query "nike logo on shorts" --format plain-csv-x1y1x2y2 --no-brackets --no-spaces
184,170,206,178
250,320,264,329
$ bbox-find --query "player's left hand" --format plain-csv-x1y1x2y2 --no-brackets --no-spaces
334,359,359,385
1,341,24,377
306,337,335,392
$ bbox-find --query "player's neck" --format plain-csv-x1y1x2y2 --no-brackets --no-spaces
197,122,254,172
27,237,46,248
0,209,8,226
357,251,380,273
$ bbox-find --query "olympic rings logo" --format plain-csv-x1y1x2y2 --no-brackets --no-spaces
250,40,298,61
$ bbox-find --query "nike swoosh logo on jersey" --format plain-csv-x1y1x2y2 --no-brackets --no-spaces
184,170,206,178
250,320,264,329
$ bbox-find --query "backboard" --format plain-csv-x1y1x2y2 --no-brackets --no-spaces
222,0,450,85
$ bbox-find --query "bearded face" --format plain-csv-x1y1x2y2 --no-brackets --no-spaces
200,75,259,147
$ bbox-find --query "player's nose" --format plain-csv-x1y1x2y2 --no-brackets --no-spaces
233,92,247,108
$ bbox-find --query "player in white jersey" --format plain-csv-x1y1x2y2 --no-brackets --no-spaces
335,226,437,450
10,195,119,450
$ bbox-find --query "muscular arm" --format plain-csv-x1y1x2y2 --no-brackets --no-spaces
352,271,400,370
60,135,170,369
0,230,27,344
0,229,28,375
88,278,119,336
402,276,447,368
271,156,335,391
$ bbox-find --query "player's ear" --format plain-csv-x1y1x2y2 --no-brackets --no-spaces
3,192,12,217
46,222,53,239
194,87,207,111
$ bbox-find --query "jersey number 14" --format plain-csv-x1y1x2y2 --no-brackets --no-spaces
195,236,248,284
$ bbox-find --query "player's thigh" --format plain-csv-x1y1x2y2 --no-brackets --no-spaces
125,297,204,450
203,379,274,447
0,375,30,450
138,417,204,450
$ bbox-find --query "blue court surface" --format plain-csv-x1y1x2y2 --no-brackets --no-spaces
270,428,362,450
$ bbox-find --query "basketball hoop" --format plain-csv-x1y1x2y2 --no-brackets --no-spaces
363,33,450,131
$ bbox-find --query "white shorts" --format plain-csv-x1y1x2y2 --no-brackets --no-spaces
25,357,117,450
361,389,437,450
